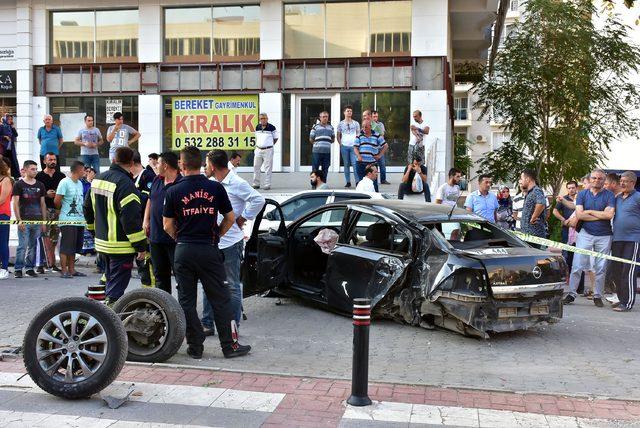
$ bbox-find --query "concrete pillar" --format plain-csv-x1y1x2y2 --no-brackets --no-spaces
411,90,449,191
137,94,163,158
138,2,162,63
411,0,448,57
15,0,36,165
260,0,283,60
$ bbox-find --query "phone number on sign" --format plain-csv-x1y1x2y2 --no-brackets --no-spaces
173,136,256,149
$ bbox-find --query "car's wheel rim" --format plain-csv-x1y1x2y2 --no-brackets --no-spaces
36,311,108,384
118,298,169,357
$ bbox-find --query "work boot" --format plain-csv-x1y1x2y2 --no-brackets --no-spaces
223,344,251,359
593,297,604,307
25,269,38,278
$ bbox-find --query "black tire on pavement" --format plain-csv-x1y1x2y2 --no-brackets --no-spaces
112,288,186,363
23,297,128,399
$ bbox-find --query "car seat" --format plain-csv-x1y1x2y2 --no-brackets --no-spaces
360,223,392,250
464,227,492,242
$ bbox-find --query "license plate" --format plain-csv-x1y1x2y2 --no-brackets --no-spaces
498,307,518,318
530,305,549,315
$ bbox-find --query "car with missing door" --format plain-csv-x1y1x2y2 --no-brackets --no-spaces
242,199,567,338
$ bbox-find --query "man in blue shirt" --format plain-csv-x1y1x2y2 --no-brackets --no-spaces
354,120,386,192
143,151,181,294
37,114,63,171
464,174,499,223
309,111,334,177
163,146,250,360
564,169,616,307
610,171,640,312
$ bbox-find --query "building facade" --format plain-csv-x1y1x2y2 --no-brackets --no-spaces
0,0,499,188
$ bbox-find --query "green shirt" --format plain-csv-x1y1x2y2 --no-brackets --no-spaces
56,177,85,225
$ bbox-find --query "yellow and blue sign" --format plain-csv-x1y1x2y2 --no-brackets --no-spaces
170,95,259,151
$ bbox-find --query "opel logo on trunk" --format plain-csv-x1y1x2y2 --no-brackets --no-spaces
532,266,542,279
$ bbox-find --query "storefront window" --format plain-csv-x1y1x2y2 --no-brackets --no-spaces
49,96,138,168
369,1,411,55
284,1,411,59
284,4,325,58
325,2,368,58
164,6,260,62
96,10,139,63
339,92,409,166
51,10,138,64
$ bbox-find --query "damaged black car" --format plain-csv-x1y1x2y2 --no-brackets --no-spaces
241,199,567,338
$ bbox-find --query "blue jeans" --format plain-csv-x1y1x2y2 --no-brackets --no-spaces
312,152,331,175
378,154,387,182
355,161,379,192
15,224,41,271
202,240,244,329
340,145,358,184
0,214,9,269
81,154,100,173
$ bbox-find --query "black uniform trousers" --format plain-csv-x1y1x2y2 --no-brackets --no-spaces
610,241,640,310
103,254,135,301
174,242,235,352
150,242,175,294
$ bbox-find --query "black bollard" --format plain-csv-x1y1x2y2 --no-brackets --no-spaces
347,297,372,406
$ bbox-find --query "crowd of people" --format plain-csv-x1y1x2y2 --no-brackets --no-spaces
461,168,639,313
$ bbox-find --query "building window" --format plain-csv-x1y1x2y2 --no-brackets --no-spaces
509,0,519,12
284,1,411,59
49,96,138,167
500,24,514,47
51,10,138,64
454,97,468,121
340,91,410,166
492,132,511,150
164,6,260,62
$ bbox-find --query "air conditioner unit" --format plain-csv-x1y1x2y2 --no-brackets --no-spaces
475,135,487,143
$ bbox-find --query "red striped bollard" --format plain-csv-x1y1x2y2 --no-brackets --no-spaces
347,298,372,406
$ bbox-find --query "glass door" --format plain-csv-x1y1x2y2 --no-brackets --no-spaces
298,98,332,169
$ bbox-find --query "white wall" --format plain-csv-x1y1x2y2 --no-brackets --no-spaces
411,0,448,57
137,94,163,158
411,90,448,191
260,0,283,60
139,2,162,63
0,1,17,71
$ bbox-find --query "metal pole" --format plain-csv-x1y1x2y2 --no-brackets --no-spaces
347,297,372,407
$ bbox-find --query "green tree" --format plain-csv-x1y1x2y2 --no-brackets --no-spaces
475,0,640,196
453,135,474,177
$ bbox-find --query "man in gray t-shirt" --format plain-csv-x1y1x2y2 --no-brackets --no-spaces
74,114,103,173
107,112,141,161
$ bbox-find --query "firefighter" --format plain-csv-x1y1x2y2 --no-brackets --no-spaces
84,146,148,305
131,151,156,287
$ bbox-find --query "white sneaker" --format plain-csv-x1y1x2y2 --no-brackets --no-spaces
605,294,619,304
0,269,8,280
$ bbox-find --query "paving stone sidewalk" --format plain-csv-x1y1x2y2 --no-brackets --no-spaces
1,359,639,427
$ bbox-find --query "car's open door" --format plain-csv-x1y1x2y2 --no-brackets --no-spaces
324,206,409,314
241,199,288,297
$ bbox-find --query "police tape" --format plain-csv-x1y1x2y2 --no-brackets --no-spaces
512,230,640,267
0,220,86,225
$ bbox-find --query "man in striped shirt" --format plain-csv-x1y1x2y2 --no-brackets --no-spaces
309,111,335,177
354,120,386,193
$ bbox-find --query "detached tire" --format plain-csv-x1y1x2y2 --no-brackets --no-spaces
23,297,127,399
113,288,186,363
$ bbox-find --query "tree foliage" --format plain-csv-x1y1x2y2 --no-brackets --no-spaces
474,0,640,196
454,135,474,176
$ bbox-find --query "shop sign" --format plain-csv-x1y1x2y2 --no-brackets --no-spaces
0,48,15,61
0,71,16,94
105,99,123,124
171,95,258,151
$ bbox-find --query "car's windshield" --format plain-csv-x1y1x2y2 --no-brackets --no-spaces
424,220,526,250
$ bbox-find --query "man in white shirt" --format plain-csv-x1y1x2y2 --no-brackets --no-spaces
356,164,378,193
409,110,430,163
228,152,242,174
253,113,278,190
204,149,265,331
435,168,463,239
336,105,360,188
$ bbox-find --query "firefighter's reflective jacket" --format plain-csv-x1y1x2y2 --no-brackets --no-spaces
83,163,148,255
